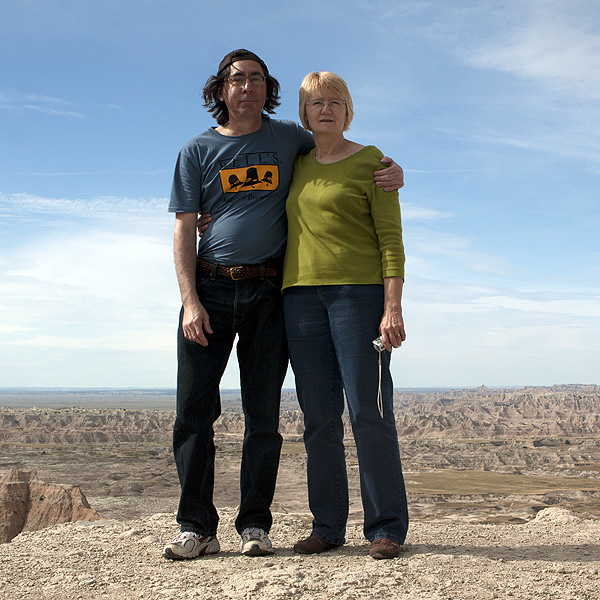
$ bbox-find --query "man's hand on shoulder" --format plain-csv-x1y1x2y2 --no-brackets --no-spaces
374,157,404,192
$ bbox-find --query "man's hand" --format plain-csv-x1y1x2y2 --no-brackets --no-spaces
374,157,404,192
182,303,213,346
197,212,212,238
174,212,212,345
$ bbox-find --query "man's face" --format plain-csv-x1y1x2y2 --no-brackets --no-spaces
219,60,267,122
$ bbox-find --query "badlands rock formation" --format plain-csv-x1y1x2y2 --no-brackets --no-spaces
0,385,599,598
1,384,598,443
1,384,599,525
0,469,100,543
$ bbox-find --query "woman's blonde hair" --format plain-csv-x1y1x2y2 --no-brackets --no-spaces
298,71,354,132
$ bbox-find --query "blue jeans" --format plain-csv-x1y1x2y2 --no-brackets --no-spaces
174,269,286,536
283,285,409,545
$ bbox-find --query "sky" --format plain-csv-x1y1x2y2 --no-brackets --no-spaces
1,0,599,389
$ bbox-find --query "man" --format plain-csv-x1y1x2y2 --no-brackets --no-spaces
163,49,404,560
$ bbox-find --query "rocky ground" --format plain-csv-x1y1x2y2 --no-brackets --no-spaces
1,506,599,599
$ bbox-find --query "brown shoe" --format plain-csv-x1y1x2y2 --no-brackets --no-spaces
293,534,340,554
370,537,403,559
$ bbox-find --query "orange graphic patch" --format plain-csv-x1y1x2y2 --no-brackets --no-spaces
219,165,279,193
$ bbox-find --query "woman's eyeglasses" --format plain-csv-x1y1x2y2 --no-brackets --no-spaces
306,99,345,111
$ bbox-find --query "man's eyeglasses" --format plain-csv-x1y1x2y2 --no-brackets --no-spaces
227,74,266,87
306,99,345,111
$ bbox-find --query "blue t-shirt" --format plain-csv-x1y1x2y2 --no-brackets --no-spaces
169,118,314,264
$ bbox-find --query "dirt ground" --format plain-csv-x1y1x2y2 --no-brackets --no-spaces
1,506,599,599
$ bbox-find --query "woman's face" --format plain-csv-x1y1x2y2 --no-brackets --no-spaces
305,93,347,134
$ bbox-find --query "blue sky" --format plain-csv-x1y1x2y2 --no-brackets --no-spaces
1,0,598,389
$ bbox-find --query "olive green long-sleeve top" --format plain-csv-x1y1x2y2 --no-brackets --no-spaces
282,145,404,290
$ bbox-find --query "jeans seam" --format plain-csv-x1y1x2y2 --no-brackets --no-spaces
324,288,346,541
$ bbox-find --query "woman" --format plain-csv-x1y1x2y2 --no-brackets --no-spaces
282,71,408,560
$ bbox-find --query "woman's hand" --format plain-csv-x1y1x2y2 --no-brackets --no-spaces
380,308,406,352
197,212,212,237
379,277,406,352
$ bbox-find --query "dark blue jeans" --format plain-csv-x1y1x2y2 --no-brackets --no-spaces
174,270,286,536
283,285,409,545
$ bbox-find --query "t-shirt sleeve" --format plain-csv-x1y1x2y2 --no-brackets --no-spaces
168,145,203,213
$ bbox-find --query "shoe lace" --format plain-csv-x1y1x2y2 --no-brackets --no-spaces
244,527,265,540
174,531,199,543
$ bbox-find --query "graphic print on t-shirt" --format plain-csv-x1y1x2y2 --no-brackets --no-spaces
219,164,279,193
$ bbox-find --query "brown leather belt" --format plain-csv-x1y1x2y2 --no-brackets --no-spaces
197,258,282,280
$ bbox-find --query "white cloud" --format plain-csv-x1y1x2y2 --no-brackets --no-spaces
406,229,511,276
462,4,600,100
471,293,600,319
0,192,170,230
402,202,453,221
0,90,84,118
2,330,175,352
8,231,177,305
413,1,600,166
398,274,600,386
0,321,32,334
0,193,181,385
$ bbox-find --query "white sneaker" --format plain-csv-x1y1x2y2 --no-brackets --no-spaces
240,527,274,556
162,531,220,560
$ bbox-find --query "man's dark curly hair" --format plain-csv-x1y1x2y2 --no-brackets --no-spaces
202,64,281,126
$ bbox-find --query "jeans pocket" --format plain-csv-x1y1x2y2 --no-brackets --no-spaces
195,271,212,287
264,275,283,291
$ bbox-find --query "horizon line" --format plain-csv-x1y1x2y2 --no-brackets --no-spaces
1,383,598,394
